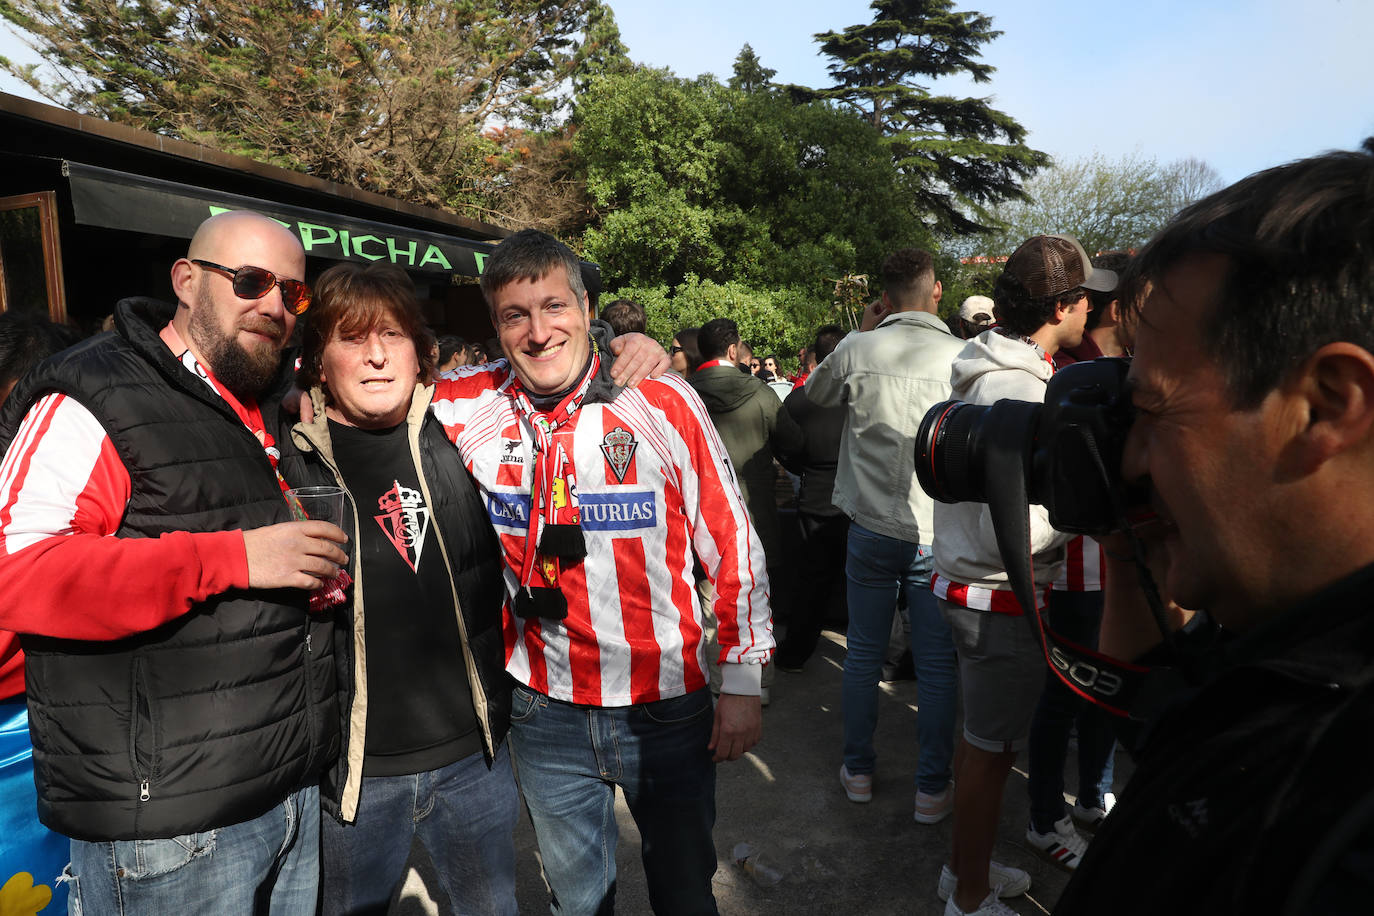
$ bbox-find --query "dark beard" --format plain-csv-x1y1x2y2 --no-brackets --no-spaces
189,284,284,399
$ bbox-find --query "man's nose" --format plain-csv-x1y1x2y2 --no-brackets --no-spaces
255,283,288,320
527,309,553,341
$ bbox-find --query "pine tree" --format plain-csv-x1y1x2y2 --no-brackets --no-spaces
728,43,776,94
0,0,608,215
812,0,1048,233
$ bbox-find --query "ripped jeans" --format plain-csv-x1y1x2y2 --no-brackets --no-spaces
64,785,319,915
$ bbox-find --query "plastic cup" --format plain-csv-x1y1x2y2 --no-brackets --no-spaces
286,486,345,527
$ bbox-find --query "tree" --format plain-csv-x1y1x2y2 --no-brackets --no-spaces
0,0,611,215
970,152,1226,259
728,43,776,93
575,67,930,293
811,0,1048,233
570,1,632,97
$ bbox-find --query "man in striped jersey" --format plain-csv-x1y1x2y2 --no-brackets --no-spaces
932,235,1118,916
430,230,772,915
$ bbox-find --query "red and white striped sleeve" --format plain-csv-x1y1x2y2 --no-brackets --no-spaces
656,376,773,692
0,393,248,640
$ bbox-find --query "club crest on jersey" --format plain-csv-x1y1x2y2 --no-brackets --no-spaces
600,426,637,483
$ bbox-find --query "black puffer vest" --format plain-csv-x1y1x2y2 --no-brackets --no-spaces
0,297,340,841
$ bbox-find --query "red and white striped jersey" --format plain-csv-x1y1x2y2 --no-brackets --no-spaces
0,392,249,651
431,365,774,707
1052,535,1105,592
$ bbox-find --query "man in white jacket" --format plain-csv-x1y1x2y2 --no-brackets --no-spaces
806,249,962,826
932,235,1118,916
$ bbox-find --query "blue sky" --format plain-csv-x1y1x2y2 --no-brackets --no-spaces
610,0,1374,185
3,0,1371,186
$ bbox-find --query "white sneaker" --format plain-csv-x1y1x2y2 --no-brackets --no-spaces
943,889,1020,916
839,764,872,803
1025,815,1089,870
1071,791,1115,829
914,782,955,824
936,862,1031,901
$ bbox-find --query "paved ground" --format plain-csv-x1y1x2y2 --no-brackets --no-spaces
393,627,1127,915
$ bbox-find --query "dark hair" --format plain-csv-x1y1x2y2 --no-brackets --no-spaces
298,262,436,391
698,318,741,360
437,334,468,366
992,270,1085,337
880,248,936,308
812,324,845,363
1128,138,1374,407
0,311,81,403
479,229,586,310
674,327,703,371
601,298,646,335
1085,251,1132,330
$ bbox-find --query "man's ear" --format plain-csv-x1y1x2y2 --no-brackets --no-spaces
170,258,197,309
725,342,739,364
1292,343,1374,469
931,279,943,307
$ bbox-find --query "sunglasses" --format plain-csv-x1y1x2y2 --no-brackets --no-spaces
192,259,312,315
670,345,684,354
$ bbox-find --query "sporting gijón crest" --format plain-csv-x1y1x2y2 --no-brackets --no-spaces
375,481,430,571
600,426,637,483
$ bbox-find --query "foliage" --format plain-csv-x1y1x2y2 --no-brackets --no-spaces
575,67,932,295
474,125,593,236
934,252,1001,320
614,277,830,367
570,0,631,97
967,152,1226,259
809,0,1048,234
728,43,775,94
0,0,611,216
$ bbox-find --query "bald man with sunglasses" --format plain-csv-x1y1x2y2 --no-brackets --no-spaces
0,210,348,914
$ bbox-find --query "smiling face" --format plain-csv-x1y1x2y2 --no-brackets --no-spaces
489,266,591,395
320,311,420,429
1122,254,1292,626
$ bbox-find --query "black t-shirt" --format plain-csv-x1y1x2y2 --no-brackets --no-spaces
329,419,481,776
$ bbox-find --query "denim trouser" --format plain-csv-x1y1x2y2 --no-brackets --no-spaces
321,745,520,916
1026,589,1118,832
841,522,957,794
509,686,718,916
66,785,319,915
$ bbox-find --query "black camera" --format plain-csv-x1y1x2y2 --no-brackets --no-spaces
915,358,1142,535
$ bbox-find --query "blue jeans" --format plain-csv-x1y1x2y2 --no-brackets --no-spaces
66,785,319,915
508,686,717,916
1027,590,1118,832
841,522,957,794
321,745,519,916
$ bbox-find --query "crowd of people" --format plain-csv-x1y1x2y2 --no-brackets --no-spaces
0,137,1370,916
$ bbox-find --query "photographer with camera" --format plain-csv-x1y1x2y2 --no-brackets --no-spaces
931,235,1118,916
1051,141,1374,914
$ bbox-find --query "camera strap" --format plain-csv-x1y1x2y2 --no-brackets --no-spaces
983,412,1187,721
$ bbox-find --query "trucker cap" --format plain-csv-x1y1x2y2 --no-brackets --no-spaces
1003,234,1118,298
